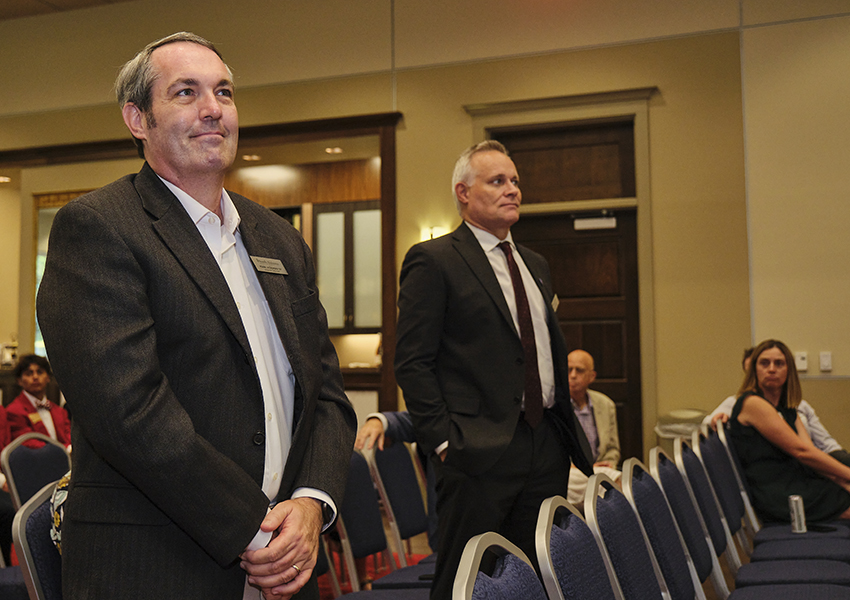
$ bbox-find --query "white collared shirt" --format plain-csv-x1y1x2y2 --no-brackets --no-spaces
466,222,555,409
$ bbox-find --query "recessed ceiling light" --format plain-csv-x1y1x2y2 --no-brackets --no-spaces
242,154,261,162
324,147,343,154
0,176,11,183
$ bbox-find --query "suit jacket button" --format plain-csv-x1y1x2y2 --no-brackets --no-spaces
516,357,523,365
253,431,265,445
514,396,522,404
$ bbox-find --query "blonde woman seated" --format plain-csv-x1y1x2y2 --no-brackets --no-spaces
729,339,850,522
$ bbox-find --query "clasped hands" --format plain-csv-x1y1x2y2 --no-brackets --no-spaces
240,497,323,600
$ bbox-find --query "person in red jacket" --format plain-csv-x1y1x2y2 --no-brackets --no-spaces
7,354,71,449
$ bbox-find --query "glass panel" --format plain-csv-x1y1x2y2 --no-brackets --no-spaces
316,212,345,329
35,207,60,357
353,209,381,328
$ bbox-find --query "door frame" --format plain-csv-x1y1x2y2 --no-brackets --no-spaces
467,89,659,458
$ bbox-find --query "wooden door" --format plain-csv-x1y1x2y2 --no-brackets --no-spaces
497,118,641,462
512,210,642,462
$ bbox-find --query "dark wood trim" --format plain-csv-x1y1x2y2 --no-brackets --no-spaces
378,124,398,412
463,88,658,117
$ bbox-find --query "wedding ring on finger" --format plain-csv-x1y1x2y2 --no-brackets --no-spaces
292,564,302,575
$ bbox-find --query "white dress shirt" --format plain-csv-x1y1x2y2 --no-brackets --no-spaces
467,222,555,409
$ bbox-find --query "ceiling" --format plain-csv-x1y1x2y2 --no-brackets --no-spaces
0,0,131,22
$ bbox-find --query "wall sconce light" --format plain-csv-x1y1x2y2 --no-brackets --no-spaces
420,226,449,241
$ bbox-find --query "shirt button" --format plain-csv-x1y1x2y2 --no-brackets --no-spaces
272,473,279,482
267,413,273,422
253,431,265,446
236,302,241,310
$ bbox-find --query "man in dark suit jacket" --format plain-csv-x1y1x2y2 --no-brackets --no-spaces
36,33,355,600
395,140,593,598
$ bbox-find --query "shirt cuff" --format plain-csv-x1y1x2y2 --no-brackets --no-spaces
292,487,337,532
245,508,273,552
435,441,449,455
245,488,338,552
366,412,389,432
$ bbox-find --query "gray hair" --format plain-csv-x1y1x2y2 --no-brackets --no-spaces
451,140,509,214
115,32,233,158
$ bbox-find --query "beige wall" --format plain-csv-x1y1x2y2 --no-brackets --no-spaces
0,181,22,349
1,0,849,456
743,13,850,449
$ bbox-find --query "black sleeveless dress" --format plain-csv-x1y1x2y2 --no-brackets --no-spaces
729,393,850,522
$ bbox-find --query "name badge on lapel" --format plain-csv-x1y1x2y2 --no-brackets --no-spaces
250,256,288,275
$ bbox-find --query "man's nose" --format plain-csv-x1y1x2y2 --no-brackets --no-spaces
198,91,222,120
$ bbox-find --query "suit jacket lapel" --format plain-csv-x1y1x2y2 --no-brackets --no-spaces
234,198,304,382
451,223,518,336
135,164,253,361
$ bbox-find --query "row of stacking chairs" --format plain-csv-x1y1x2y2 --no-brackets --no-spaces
454,434,850,600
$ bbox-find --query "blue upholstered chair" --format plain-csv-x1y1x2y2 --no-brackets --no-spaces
645,447,850,600
453,531,547,600
336,451,397,593
363,441,430,568
12,480,63,600
535,494,624,600
674,437,850,590
584,473,671,600
1,433,70,509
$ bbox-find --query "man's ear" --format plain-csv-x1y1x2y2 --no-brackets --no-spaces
455,182,469,206
122,103,147,141
589,370,597,385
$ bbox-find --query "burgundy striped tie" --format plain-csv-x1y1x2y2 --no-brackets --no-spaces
499,242,543,427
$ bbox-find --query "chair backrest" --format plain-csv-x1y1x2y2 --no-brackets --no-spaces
1,433,71,509
535,495,624,600
650,447,732,599
364,441,429,566
674,437,743,575
584,473,671,600
12,480,62,600
340,450,390,559
335,451,394,592
693,430,748,539
316,534,342,599
716,424,762,533
622,458,706,600
453,531,547,600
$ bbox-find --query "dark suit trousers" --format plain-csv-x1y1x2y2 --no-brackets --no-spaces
430,410,570,599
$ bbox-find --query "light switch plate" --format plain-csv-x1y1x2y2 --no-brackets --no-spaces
820,351,832,372
794,351,808,372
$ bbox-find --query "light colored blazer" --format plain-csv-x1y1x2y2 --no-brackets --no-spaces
588,389,621,466
37,163,356,599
